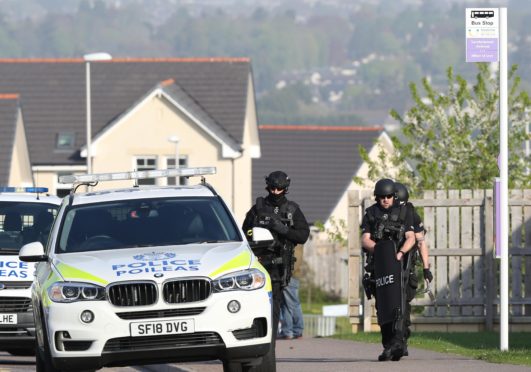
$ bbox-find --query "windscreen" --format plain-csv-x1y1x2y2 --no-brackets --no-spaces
0,202,59,253
57,197,242,253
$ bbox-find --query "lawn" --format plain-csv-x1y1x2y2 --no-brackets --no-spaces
333,330,531,366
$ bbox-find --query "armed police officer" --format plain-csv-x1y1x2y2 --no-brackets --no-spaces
361,178,416,361
394,182,433,357
242,171,310,362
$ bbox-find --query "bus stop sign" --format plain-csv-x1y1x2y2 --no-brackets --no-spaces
466,8,499,62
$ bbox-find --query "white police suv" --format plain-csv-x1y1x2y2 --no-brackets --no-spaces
0,187,61,356
19,168,274,372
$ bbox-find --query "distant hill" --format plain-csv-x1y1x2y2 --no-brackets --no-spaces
0,0,528,125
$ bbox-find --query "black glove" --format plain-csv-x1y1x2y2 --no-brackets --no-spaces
270,218,289,235
423,268,433,282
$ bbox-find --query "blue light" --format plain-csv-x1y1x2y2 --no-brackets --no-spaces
0,187,48,193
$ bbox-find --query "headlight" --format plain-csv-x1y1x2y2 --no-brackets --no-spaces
48,282,106,303
212,269,266,292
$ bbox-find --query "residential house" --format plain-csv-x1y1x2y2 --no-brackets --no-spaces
0,94,32,187
0,58,259,223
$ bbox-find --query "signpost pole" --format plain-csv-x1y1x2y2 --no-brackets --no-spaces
466,7,508,351
499,6,509,352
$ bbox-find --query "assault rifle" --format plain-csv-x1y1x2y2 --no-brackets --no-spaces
254,240,295,288
362,252,376,299
253,213,295,288
393,243,414,351
374,214,405,244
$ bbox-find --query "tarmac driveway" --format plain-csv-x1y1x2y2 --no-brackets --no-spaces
144,337,531,372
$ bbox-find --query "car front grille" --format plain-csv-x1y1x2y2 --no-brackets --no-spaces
0,297,32,312
115,307,206,320
2,282,33,290
162,279,211,304
107,282,157,307
0,328,31,336
103,332,223,352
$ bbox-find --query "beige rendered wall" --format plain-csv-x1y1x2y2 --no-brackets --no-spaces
9,110,33,186
89,94,251,222
231,76,258,225
32,171,60,192
32,166,86,195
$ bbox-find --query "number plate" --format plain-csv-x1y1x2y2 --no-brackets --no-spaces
130,319,194,337
0,314,17,324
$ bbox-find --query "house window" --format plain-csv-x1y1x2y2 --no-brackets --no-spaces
56,132,75,150
136,156,157,185
167,156,188,186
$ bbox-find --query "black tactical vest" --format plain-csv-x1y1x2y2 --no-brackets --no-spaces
255,197,296,229
366,203,408,243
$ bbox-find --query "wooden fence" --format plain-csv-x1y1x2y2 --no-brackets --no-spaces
303,236,348,299
348,189,531,332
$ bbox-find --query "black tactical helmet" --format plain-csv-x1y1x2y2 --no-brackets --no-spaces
394,182,409,203
373,178,395,197
265,170,290,191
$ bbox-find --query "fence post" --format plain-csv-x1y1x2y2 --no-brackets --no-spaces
348,190,362,332
484,193,494,330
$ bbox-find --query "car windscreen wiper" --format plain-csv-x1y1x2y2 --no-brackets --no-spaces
193,240,240,244
0,248,20,255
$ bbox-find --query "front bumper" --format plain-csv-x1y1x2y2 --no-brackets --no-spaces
44,288,272,369
0,313,35,349
54,343,270,370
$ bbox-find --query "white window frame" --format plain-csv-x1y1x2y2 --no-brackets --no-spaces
134,156,158,185
165,155,189,186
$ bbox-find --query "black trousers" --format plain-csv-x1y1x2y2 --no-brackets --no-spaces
262,261,283,347
404,271,418,342
380,322,399,349
378,273,416,349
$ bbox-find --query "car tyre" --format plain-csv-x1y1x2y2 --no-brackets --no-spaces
251,343,276,372
222,361,254,372
35,315,60,372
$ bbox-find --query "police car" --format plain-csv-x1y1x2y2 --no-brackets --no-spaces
19,168,274,372
0,187,61,356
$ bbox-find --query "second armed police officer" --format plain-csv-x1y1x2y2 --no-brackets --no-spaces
394,182,433,357
242,171,309,368
361,178,416,361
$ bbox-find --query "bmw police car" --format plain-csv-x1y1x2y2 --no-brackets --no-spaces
19,168,274,372
0,187,61,356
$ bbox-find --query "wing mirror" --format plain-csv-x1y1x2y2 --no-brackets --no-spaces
248,227,275,256
19,242,47,262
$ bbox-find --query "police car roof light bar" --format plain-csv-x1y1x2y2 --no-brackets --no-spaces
0,186,49,193
58,167,217,185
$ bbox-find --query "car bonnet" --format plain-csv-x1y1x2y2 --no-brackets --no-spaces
51,241,254,285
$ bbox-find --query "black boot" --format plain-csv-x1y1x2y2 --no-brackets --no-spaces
378,348,392,361
390,343,404,361
403,343,409,357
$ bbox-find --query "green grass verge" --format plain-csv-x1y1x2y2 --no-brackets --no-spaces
333,330,531,366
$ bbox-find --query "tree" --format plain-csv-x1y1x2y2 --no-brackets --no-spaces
358,63,531,192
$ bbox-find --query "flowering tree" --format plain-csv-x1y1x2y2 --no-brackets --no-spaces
358,63,531,192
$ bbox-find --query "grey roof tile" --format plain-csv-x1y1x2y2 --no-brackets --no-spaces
0,58,250,165
253,125,383,224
